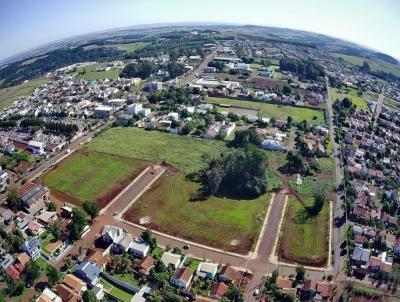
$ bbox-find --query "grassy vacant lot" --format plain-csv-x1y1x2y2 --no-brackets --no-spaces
75,63,122,81
0,77,47,109
87,127,228,173
330,87,369,110
205,97,325,125
278,156,334,266
40,149,147,207
124,171,270,253
100,277,133,302
278,196,330,266
333,53,400,78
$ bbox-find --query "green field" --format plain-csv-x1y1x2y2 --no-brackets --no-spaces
278,157,334,266
384,97,400,111
333,53,400,78
330,87,369,110
205,97,325,124
278,196,330,266
124,171,270,253
100,277,133,302
0,77,47,110
87,127,229,173
110,42,151,53
40,149,147,207
75,63,122,81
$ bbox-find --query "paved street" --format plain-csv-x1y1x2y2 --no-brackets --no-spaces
325,77,345,276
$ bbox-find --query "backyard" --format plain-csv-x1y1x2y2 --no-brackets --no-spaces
205,97,325,124
123,170,271,254
40,149,148,207
87,127,229,173
100,277,134,302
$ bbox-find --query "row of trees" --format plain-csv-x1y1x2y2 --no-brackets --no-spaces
20,118,79,139
120,60,157,79
148,86,202,105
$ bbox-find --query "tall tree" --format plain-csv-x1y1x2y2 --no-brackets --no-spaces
6,187,21,212
46,265,60,286
25,260,41,284
83,201,100,220
141,229,157,251
82,289,97,302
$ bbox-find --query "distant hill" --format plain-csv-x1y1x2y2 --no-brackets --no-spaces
0,23,399,87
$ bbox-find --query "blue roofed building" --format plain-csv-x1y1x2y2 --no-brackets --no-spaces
22,237,40,259
75,260,101,287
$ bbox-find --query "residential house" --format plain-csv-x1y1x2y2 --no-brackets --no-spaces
93,283,105,301
55,284,81,302
14,252,30,273
276,277,297,297
63,273,87,295
351,247,371,274
37,288,62,302
75,260,102,287
86,249,108,269
302,280,334,301
6,265,21,281
0,249,14,270
130,240,150,259
209,282,229,299
114,233,133,254
171,267,193,289
37,211,58,225
262,139,284,151
23,237,41,259
161,251,182,269
197,262,219,279
100,225,124,246
137,256,155,276
218,266,238,284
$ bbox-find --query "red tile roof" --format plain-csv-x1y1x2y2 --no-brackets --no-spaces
210,282,229,298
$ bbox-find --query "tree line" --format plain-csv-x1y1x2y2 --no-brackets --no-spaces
279,58,325,81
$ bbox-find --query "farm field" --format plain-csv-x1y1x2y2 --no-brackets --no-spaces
40,149,148,207
384,97,400,111
123,170,270,253
205,97,325,124
87,127,229,173
109,42,151,53
330,87,370,110
278,156,334,266
74,62,122,81
0,77,47,110
333,53,400,78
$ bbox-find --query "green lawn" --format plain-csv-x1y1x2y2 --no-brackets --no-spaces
87,127,229,173
75,63,122,81
100,277,133,302
205,97,325,125
0,77,47,110
40,149,147,206
124,171,270,253
333,53,400,78
186,258,202,272
330,87,369,111
114,273,141,287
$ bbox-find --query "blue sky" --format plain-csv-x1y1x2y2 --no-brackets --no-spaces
0,0,399,61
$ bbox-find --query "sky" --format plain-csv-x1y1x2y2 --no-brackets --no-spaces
0,0,399,61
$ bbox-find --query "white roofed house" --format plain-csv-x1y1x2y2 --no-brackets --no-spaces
197,262,219,279
100,225,124,246
129,240,150,259
114,233,133,254
0,168,9,192
161,251,182,270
